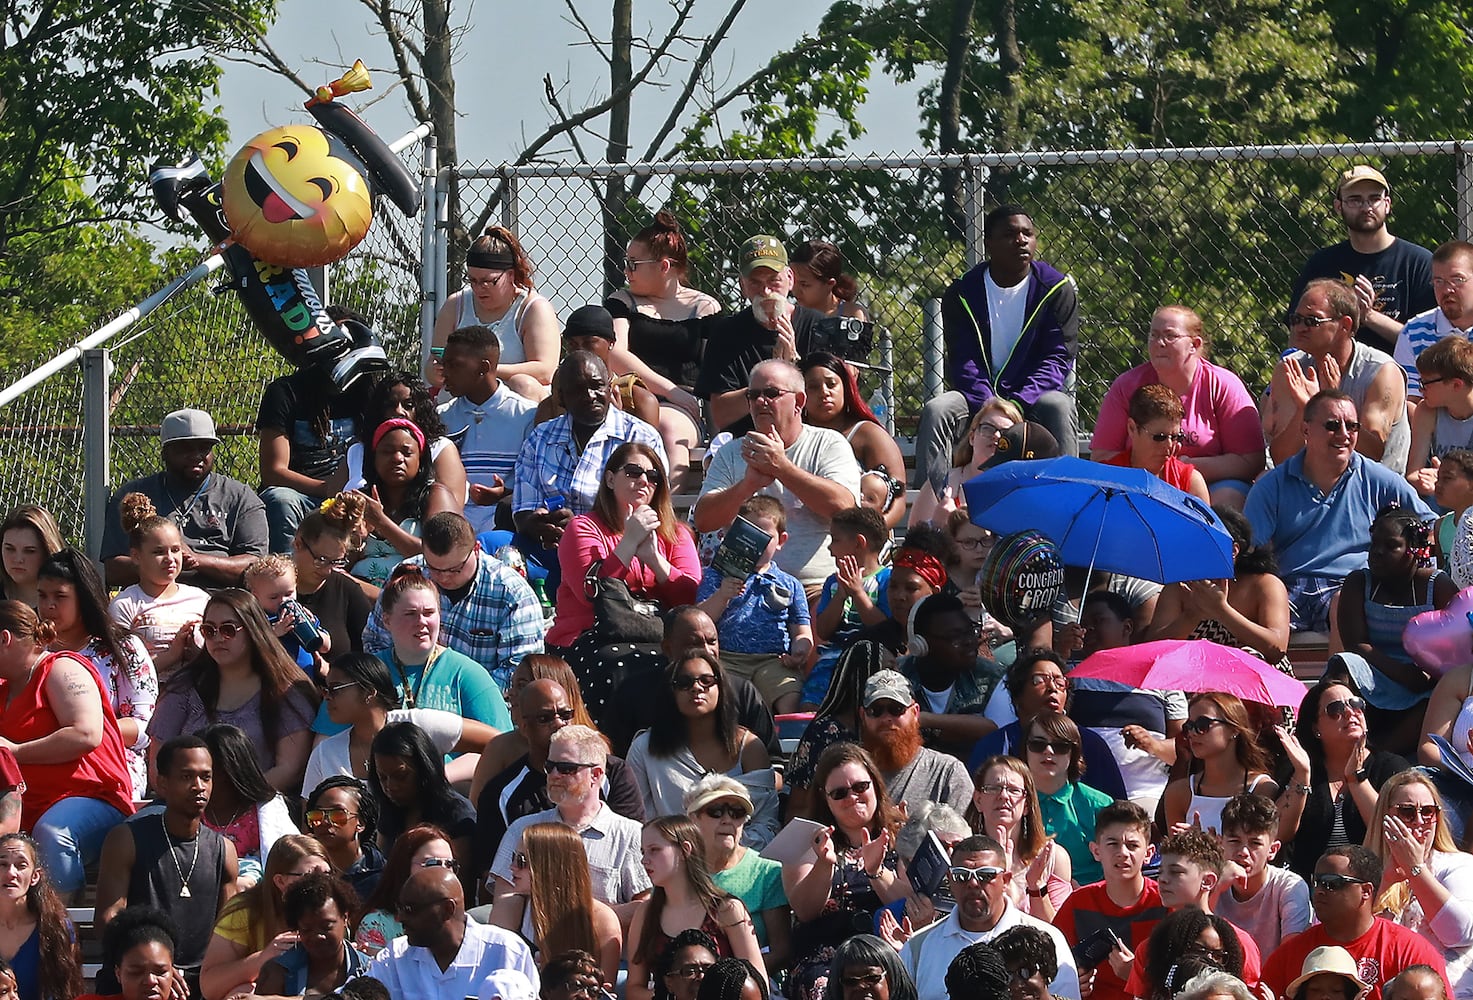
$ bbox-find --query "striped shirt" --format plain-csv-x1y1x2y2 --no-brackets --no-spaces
1394,306,1473,395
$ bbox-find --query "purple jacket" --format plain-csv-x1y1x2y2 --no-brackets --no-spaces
941,259,1079,408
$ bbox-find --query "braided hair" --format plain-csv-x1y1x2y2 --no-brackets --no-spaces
653,929,719,1000
943,940,1008,999
696,958,768,1000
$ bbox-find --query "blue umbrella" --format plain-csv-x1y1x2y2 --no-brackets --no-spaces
962,456,1234,584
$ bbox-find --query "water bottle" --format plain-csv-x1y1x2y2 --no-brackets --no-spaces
868,387,887,425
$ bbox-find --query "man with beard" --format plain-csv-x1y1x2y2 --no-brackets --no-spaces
1290,165,1435,354
470,679,643,890
1395,240,1473,399
899,835,1079,1000
487,724,650,912
101,408,268,588
368,866,539,999
512,350,666,589
859,669,972,816
94,736,240,995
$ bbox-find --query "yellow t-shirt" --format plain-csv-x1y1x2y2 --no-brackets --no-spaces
213,901,266,953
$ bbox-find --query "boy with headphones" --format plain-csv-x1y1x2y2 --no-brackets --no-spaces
899,591,1005,759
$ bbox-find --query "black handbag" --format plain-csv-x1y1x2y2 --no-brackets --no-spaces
585,558,665,644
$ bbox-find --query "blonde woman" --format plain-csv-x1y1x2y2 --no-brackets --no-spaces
909,398,1022,527
1364,770,1473,999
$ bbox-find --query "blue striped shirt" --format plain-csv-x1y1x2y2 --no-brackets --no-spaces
1394,306,1473,395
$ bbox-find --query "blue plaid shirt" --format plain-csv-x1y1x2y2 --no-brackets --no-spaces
512,409,668,515
363,552,545,691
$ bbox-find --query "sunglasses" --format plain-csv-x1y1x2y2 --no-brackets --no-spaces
703,804,749,821
1322,419,1361,433
1311,873,1372,892
1026,737,1076,755
1324,696,1367,719
619,463,662,484
743,387,796,402
948,865,1004,885
200,621,243,640
528,708,576,726
1148,431,1185,443
668,964,714,982
420,856,458,871
305,807,356,827
864,702,909,719
841,974,884,990
318,680,361,699
826,780,873,802
510,851,529,869
672,674,718,692
1182,716,1228,735
544,761,597,777
1392,804,1441,822
1286,313,1338,329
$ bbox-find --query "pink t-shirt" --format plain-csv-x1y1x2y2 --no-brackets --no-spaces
1091,359,1264,461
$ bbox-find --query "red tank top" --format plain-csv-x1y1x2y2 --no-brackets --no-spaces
0,650,135,826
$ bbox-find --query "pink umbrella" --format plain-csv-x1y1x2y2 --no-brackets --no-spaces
1070,639,1308,708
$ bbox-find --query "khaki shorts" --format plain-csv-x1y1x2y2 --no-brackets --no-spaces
720,650,802,709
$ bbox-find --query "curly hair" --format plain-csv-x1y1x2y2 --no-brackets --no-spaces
990,924,1058,982
98,905,177,976
283,870,359,929
297,492,367,549
1143,909,1244,1000
358,371,448,443
653,930,719,1000
0,833,82,1000
119,493,178,550
698,957,769,1000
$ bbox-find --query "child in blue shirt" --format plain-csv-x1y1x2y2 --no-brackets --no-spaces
696,495,814,714
805,506,891,707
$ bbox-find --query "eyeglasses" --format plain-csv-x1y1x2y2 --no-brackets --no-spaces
281,868,322,881
200,621,243,640
467,271,508,288
1324,695,1367,719
840,973,885,990
1010,966,1043,983
1392,803,1441,822
1183,943,1229,963
1028,673,1069,691
947,865,1004,885
955,536,989,550
623,257,660,271
976,422,1008,437
864,702,909,719
301,536,350,569
936,624,985,647
702,804,749,821
1433,275,1471,290
672,674,718,692
1147,332,1191,345
1311,873,1372,892
1421,375,1447,388
305,808,357,827
1148,431,1186,443
1340,193,1387,208
318,680,361,699
669,963,714,981
510,851,529,869
424,546,476,578
544,760,597,777
395,896,451,916
619,463,663,484
979,782,1027,800
1321,419,1361,434
1286,313,1339,330
1026,737,1076,755
826,780,873,801
743,387,796,402
420,857,458,871
1182,716,1228,735
528,708,576,726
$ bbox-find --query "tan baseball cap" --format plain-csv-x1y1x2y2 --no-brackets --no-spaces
1337,165,1390,197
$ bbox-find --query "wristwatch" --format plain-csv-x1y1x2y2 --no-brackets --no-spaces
1354,765,1371,783
1410,865,1425,878
1026,885,1047,898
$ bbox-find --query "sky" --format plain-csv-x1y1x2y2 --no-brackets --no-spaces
216,1,932,166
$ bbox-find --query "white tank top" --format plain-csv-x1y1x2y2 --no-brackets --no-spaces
455,287,534,366
1187,772,1272,835
1453,671,1473,774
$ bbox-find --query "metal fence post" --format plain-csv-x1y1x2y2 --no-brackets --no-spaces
502,169,520,234
419,133,439,372
879,327,896,437
922,298,944,403
82,348,111,561
964,158,985,269
1457,141,1473,242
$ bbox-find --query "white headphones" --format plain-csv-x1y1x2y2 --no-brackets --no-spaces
906,596,932,658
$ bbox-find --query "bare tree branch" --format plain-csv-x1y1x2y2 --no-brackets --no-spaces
560,0,611,65
361,0,430,125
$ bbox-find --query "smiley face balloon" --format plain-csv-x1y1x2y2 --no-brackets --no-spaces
221,124,375,268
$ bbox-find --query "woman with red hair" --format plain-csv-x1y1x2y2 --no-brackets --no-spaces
800,353,907,529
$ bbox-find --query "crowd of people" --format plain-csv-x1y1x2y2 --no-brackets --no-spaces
1,162,1472,1000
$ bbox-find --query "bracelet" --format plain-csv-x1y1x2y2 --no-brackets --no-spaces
864,869,884,880
1026,885,1047,898
1291,783,1311,795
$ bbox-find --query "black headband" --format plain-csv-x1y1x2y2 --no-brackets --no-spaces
467,248,517,271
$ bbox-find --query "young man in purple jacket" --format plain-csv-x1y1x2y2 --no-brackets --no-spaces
914,205,1080,493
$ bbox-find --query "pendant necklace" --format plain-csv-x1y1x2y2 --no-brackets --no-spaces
163,816,200,898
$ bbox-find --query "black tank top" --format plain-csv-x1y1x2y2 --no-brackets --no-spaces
127,812,228,969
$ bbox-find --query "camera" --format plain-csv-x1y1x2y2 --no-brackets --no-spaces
806,315,875,362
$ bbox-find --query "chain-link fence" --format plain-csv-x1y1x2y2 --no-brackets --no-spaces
441,142,1473,438
0,129,431,546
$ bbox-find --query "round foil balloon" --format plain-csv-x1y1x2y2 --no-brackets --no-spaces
979,530,1065,630
221,124,375,267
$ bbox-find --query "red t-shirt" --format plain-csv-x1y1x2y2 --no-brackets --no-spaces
1123,914,1262,996
1259,918,1452,1000
0,651,134,826
1053,879,1166,1000
1104,451,1198,494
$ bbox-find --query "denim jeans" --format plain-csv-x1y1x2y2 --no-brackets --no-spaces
33,796,126,894
260,486,326,554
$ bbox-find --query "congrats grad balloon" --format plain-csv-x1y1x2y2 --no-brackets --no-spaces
979,530,1065,630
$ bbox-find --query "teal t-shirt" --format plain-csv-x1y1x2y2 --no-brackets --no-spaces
1037,779,1114,886
374,645,512,730
712,847,787,947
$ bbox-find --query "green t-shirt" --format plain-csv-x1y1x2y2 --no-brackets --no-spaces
712,848,787,947
1038,780,1114,886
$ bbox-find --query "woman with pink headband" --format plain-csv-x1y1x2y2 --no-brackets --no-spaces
350,417,458,585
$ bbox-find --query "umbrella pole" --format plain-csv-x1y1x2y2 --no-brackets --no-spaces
1077,494,1109,624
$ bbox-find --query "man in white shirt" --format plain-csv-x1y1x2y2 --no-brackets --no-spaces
489,724,650,915
438,323,538,533
368,866,539,1000
901,835,1079,1000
